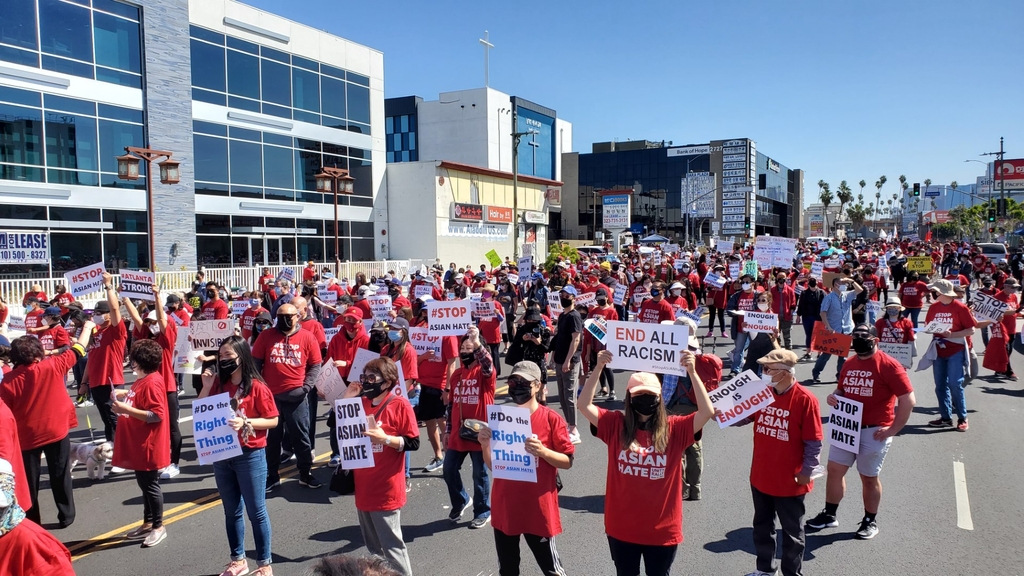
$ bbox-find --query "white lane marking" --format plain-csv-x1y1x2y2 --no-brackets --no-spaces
178,415,193,424
953,461,974,530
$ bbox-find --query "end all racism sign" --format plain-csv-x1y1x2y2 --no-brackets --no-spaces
605,320,689,376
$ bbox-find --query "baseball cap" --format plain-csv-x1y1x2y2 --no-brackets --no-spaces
342,307,364,322
560,285,578,297
165,294,181,304
626,372,662,396
144,311,158,322
756,349,799,368
386,317,410,331
93,300,111,314
509,361,542,383
43,306,62,318
851,324,877,338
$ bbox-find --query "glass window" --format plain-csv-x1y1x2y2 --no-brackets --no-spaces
98,119,143,173
292,68,320,112
0,103,43,165
1,0,38,50
229,126,261,142
93,0,139,21
263,145,293,189
351,238,373,261
50,206,100,222
292,55,318,72
97,104,142,124
229,139,262,187
190,40,225,92
194,135,228,183
293,110,319,125
93,12,140,73
189,25,223,45
321,116,345,130
0,204,45,219
192,88,226,106
260,60,290,106
196,214,230,234
260,46,288,64
350,221,374,238
104,233,148,270
39,0,93,62
41,54,92,79
227,49,259,99
195,182,228,196
385,116,393,134
262,103,290,119
297,236,323,262
226,36,258,55
48,168,98,186
266,217,295,228
44,94,95,116
294,149,320,191
230,185,261,199
227,95,259,112
321,76,346,119
0,46,38,68
321,64,345,80
45,113,98,171
399,115,408,132
193,120,227,137
263,132,291,146
102,209,146,232
197,235,231,266
347,84,370,124
264,188,294,202
0,164,44,182
408,131,416,150
51,232,102,272
348,73,370,87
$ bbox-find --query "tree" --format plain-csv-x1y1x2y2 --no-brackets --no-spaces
820,183,833,236
873,178,883,228
859,179,866,200
932,222,959,240
924,178,932,195
847,203,869,231
545,242,579,273
836,180,853,225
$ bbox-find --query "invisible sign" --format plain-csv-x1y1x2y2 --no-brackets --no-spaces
189,319,235,350
708,370,775,428
486,405,537,483
192,393,243,465
605,320,688,376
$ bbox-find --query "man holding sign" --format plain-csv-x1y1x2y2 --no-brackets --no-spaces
922,279,976,431
807,324,915,541
811,276,862,383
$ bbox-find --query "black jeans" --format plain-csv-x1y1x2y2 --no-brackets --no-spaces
488,342,502,376
707,306,727,333
266,395,313,483
306,386,320,454
494,527,567,576
91,384,117,442
751,485,806,576
166,391,182,466
22,435,75,526
607,535,677,576
134,469,164,528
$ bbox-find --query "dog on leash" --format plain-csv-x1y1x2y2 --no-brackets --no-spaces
70,441,113,480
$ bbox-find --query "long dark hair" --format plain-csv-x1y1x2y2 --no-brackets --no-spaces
218,335,263,399
385,326,410,363
622,389,669,453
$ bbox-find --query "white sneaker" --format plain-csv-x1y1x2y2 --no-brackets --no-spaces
159,464,180,479
110,466,125,474
568,430,582,445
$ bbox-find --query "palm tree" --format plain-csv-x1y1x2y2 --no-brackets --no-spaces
898,174,907,194
820,183,834,236
859,179,866,200
924,178,932,195
836,180,853,227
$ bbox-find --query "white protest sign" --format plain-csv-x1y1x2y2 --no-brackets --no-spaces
575,292,597,308
427,300,472,336
663,243,679,254
324,327,339,345
7,315,26,334
652,252,662,265
413,285,432,299
314,359,347,403
810,262,824,279
703,272,727,290
729,262,741,278
867,300,883,318
708,371,775,429
348,348,380,383
878,341,913,368
231,301,249,316
754,236,798,269
409,327,442,360
192,393,243,465
334,398,374,469
605,320,688,376
631,288,649,305
366,295,392,321
828,396,864,454
118,270,155,301
824,257,841,269
473,299,497,320
971,291,1010,324
276,268,295,283
189,319,235,350
517,256,533,276
507,273,519,285
678,305,705,325
548,292,562,318
743,311,778,334
486,405,537,483
318,289,338,305
922,319,953,334
815,240,829,251
65,262,106,298
172,334,202,374
613,284,628,306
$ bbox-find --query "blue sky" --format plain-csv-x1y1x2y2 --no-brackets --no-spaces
248,0,1023,207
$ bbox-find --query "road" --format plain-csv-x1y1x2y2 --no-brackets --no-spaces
34,323,1024,576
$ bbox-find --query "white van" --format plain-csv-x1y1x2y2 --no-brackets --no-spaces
978,243,1008,265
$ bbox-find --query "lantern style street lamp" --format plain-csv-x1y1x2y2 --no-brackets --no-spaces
115,146,179,271
315,166,356,276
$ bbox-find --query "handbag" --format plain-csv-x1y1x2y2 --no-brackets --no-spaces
504,339,525,366
329,395,395,495
460,418,487,443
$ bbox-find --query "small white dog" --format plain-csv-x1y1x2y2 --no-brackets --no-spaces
70,442,113,480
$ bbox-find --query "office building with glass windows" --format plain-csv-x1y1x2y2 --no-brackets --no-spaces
0,0,384,276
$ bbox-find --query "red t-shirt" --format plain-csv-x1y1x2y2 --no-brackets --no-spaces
736,291,757,331
300,318,327,352
210,379,279,449
86,321,127,388
899,281,929,309
240,306,267,340
707,283,730,309
37,324,70,352
477,300,504,345
588,305,619,322
413,319,457,389
260,274,276,294
861,274,881,301
251,329,323,395
353,395,419,512
491,405,574,538
54,292,75,313
944,274,969,288
750,384,822,497
170,308,191,328
875,316,915,344
638,298,675,324
0,399,32,510
925,300,977,358
112,372,170,471
0,519,75,575
0,350,79,448
446,361,497,453
303,266,317,282
837,352,913,427
202,299,229,320
384,342,419,383
22,291,47,306
25,309,44,331
597,409,694,546
133,322,178,394
995,291,1019,336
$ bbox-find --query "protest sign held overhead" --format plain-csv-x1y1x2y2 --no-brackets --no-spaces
473,299,497,320
703,271,727,290
65,262,106,298
971,292,1010,324
810,322,852,357
485,249,502,268
828,396,864,454
517,256,533,277
193,393,243,465
605,320,689,376
413,284,432,299
729,262,741,279
810,262,824,279
277,268,295,283
486,405,537,483
409,327,442,360
427,300,472,336
118,270,155,301
906,257,932,274
334,398,374,469
366,295,393,321
743,311,778,334
708,370,775,429
753,236,798,270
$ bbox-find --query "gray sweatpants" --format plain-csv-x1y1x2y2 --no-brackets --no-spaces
358,508,413,576
555,359,581,428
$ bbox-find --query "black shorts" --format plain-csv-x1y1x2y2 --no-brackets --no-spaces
418,386,446,421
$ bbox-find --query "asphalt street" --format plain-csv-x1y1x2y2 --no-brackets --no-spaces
36,321,1024,576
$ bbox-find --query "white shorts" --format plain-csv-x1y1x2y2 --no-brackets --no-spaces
827,427,893,477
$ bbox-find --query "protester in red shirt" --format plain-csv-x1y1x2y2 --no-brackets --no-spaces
259,268,276,298
638,281,675,324
166,294,191,329
770,274,798,350
898,272,929,327
475,284,506,375
21,285,46,307
876,297,915,345
705,264,731,339
202,283,229,320
411,300,458,473
23,298,44,331
0,458,75,575
479,361,574,576
443,328,496,529
0,399,31,515
81,276,126,442
578,350,714,576
992,278,1021,379
51,285,75,314
31,307,70,354
923,279,977,431
588,290,619,399
324,307,371,467
240,296,267,341
198,336,279,576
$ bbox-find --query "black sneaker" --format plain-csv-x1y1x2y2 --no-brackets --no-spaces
811,373,821,383
805,509,838,529
449,497,472,523
855,518,878,540
928,418,953,428
265,480,281,494
469,515,490,529
299,474,322,489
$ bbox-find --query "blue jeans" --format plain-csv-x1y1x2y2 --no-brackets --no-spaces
813,352,847,379
903,308,921,328
730,331,750,373
442,449,490,519
212,448,272,566
932,349,967,421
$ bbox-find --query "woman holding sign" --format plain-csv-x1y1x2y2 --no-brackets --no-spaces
579,349,715,576
199,336,279,576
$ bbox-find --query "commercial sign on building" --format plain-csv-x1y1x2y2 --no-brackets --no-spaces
0,231,49,265
667,145,710,157
484,206,513,224
683,171,716,219
995,159,1024,190
450,202,483,222
767,158,780,173
809,214,824,236
544,187,561,208
602,194,631,229
522,211,547,224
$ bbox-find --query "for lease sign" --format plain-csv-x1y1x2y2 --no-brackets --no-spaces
0,231,49,264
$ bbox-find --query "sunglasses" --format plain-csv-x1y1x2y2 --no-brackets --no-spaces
359,373,384,384
507,376,533,387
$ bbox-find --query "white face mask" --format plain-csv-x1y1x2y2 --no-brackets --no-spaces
671,289,681,296
757,302,769,311
886,308,900,317
148,324,160,335
741,283,752,291
838,285,848,293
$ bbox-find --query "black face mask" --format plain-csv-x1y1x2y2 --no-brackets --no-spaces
508,384,535,405
560,297,573,308
460,352,475,365
218,358,239,383
596,298,607,306
361,381,386,398
207,289,217,298
277,314,295,333
852,337,875,356
650,289,662,297
631,394,659,416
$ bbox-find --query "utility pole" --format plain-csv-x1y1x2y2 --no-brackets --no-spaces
478,31,494,88
510,106,538,260
981,137,1006,237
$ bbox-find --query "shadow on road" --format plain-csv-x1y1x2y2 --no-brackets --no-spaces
702,527,755,555
805,529,855,558
979,385,1024,398
558,494,604,514
403,518,463,542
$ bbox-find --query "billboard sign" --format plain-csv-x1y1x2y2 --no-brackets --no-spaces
603,194,631,230
450,202,484,222
809,214,824,236
667,145,710,157
0,231,49,265
484,206,513,223
995,159,1024,190
683,171,716,219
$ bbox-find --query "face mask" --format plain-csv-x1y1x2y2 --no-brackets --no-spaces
886,308,900,317
148,323,160,336
207,290,217,298
757,302,769,311
560,297,573,308
460,351,475,365
250,299,260,308
852,337,875,356
596,298,607,306
360,377,386,398
387,330,402,342
508,384,535,405
671,289,681,296
24,306,32,314
838,285,848,293
218,358,239,382
277,314,295,333
650,289,661,297
631,394,659,416
741,283,752,291
482,292,492,299
253,322,270,336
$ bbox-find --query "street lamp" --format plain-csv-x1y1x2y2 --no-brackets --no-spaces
115,146,179,272
315,166,355,276
510,105,538,260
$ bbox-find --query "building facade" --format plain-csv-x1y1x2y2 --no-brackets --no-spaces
559,139,803,245
0,0,385,277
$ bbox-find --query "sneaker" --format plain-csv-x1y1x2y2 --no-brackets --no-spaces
956,419,969,432
406,479,412,493
124,525,153,540
855,518,878,540
744,571,777,576
159,464,180,479
928,418,953,428
298,474,322,489
1006,371,1018,381
142,526,167,547
720,331,727,339
110,466,125,474
705,331,714,339
328,455,342,468
596,388,609,399
685,486,701,501
811,373,821,383
568,430,582,445
251,567,273,576
219,560,251,576
469,515,490,529
281,452,294,462
423,457,444,473
606,392,616,402
449,497,473,522
265,480,281,494
805,509,839,529
801,353,812,360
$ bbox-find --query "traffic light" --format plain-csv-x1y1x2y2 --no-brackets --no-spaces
913,183,920,196
988,210,996,223
744,218,751,229
997,198,1008,217
990,227,996,234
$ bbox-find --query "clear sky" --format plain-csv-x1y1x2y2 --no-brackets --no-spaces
248,0,1023,207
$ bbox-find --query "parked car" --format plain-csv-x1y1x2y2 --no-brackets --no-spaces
978,242,1008,265
576,245,607,256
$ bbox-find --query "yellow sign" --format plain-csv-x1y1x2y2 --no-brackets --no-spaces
485,249,502,268
906,256,932,274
